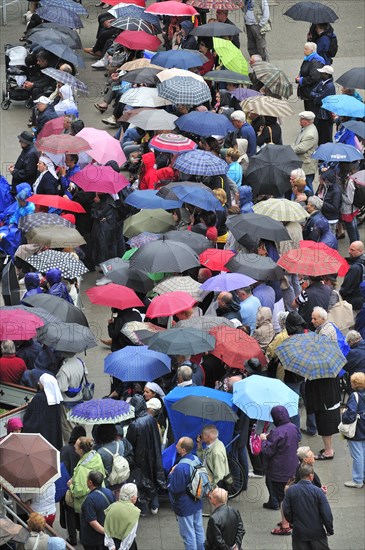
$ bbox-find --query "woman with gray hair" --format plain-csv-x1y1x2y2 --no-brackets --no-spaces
302,196,326,241
296,42,325,112
0,340,27,384
104,483,140,550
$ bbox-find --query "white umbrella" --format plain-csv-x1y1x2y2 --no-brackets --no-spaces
120,87,171,108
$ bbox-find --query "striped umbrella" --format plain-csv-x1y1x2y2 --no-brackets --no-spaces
187,0,241,9
41,68,88,93
252,61,293,99
241,95,294,117
149,133,197,154
253,198,308,222
277,248,343,276
157,76,211,106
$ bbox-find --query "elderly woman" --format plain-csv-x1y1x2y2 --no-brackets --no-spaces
341,372,365,489
252,307,275,353
104,483,140,550
25,513,49,550
0,340,27,384
302,196,325,241
54,85,78,117
296,42,325,112
33,155,59,195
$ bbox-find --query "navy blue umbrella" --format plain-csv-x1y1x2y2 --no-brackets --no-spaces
124,190,182,210
42,0,88,16
312,143,364,163
36,6,83,29
104,345,171,382
151,50,205,69
174,150,229,176
175,111,235,137
111,5,161,31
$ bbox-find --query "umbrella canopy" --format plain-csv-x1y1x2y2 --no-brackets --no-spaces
146,291,197,318
146,1,197,15
230,88,260,101
174,150,228,176
100,258,155,294
213,37,248,75
0,309,44,340
175,111,235,137
128,233,161,248
0,305,61,327
119,108,177,130
41,67,88,93
36,134,90,155
0,518,29,546
253,198,308,222
124,189,182,210
115,29,161,50
26,226,85,248
203,70,250,84
110,4,160,29
77,128,127,166
123,209,175,237
159,230,212,255
41,0,88,16
121,60,163,71
18,212,74,232
336,67,365,90
312,143,364,163
277,247,344,276
148,328,216,355
226,253,284,281
321,95,365,118
157,68,205,82
157,76,211,105
158,184,224,211
119,67,161,85
36,322,97,352
153,276,202,301
175,316,236,330
0,433,60,493
36,116,65,140
149,133,197,154
233,376,299,422
199,249,235,272
27,194,86,213
209,326,267,369
26,23,82,49
1,261,20,306
172,395,238,422
151,50,204,69
299,240,349,277
342,120,365,139
352,169,365,186
251,61,293,99
86,284,144,310
23,293,89,326
68,398,135,424
120,87,171,108
34,41,85,67
111,16,159,34
275,333,346,380
36,6,83,29
284,1,338,23
190,22,241,36
244,145,302,197
241,95,294,117
104,345,171,381
25,250,88,279
130,236,200,273
201,272,256,292
71,165,130,194
187,0,241,8
227,213,290,243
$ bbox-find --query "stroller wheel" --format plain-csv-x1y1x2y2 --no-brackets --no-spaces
1,100,11,110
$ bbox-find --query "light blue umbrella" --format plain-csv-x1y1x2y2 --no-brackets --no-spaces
104,345,171,382
321,94,365,118
232,375,299,421
312,143,363,163
124,190,182,210
200,272,257,292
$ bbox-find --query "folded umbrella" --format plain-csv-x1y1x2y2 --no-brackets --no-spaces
100,258,155,294
226,253,284,281
241,95,294,117
275,333,346,380
149,133,197,154
148,328,216,355
277,247,344,276
157,76,211,106
199,249,235,272
174,150,228,176
118,108,177,130
146,1,197,15
151,50,205,69
336,67,365,90
86,284,144,310
104,345,171,382
0,309,44,340
23,293,89,326
36,6,83,29
203,70,250,84
26,23,82,49
251,61,293,99
77,128,126,166
124,189,182,210
123,209,175,237
299,240,349,277
120,87,171,108
115,30,161,51
71,165,130,194
209,326,267,369
227,213,290,244
146,291,197,318
253,198,308,222
175,316,236,330
283,1,338,23
119,67,161,85
201,272,256,292
158,184,224,211
342,120,365,139
312,143,364,163
68,399,135,424
321,95,365,118
153,276,202,301
175,111,235,137
25,250,88,279
190,22,241,36
213,37,249,75
36,134,90,155
27,194,86,213
26,226,85,248
159,230,212,255
36,322,97,352
171,395,238,422
1,261,20,306
157,68,205,82
41,67,88,93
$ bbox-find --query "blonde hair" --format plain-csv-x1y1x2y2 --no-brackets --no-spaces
291,177,306,191
76,436,94,454
213,188,227,205
226,148,240,161
350,372,365,391
27,512,46,533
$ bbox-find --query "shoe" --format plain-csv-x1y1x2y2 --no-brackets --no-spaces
18,278,25,286
83,48,101,58
300,428,317,436
263,502,279,510
95,276,112,286
94,103,108,113
248,471,264,478
102,115,118,127
271,526,292,536
92,59,107,69
95,2,104,6
344,481,363,488
316,452,335,460
150,507,159,515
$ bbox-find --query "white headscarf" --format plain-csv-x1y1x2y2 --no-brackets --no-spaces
54,85,77,116
59,85,73,101
145,381,165,400
39,373,63,405
39,155,58,179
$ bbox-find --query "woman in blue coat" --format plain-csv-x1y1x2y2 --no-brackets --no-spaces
341,372,365,488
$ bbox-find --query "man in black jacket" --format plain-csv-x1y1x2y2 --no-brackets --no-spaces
340,241,365,312
34,96,59,135
296,42,324,112
8,132,38,194
205,487,245,550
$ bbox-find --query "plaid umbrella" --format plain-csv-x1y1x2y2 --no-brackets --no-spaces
175,111,235,137
275,333,346,380
111,17,159,34
337,67,365,91
154,276,202,301
42,0,88,16
68,399,135,424
157,68,205,83
149,133,197,154
26,226,86,248
174,150,229,176
252,61,293,99
146,1,197,16
157,76,211,106
188,0,241,9
115,30,161,51
299,241,349,277
19,213,74,232
209,326,267,369
120,88,171,108
110,4,161,31
25,250,88,278
213,37,249,75
123,209,175,238
253,198,308,222
277,247,343,276
203,70,250,85
36,6,83,29
241,95,294,117
104,346,171,382
41,68,88,93
199,249,235,272
119,109,177,130
36,134,90,155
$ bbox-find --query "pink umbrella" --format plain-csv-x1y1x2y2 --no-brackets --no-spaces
36,116,64,140
146,1,198,16
77,127,126,166
146,291,197,318
0,310,44,340
71,165,130,194
149,133,197,154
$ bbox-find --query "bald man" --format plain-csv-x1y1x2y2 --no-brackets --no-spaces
340,241,365,311
206,488,245,550
216,292,242,323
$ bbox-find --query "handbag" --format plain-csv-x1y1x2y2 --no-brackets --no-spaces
64,489,74,508
82,371,95,401
327,291,354,333
249,422,269,455
338,393,359,439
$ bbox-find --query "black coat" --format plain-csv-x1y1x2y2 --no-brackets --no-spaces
108,308,143,352
340,255,365,310
310,79,336,119
12,144,39,191
297,55,324,100
90,195,119,265
344,340,365,376
36,105,60,135
36,171,59,195
316,181,342,221
205,504,245,550
22,390,63,450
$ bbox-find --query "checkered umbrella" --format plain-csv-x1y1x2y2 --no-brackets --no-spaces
153,276,202,301
42,0,88,16
252,61,293,99
277,247,343,276
187,0,240,9
25,250,89,279
36,6,83,29
41,68,88,93
241,95,294,117
174,150,229,176
253,198,308,222
111,17,159,35
36,134,91,155
110,4,161,31
275,333,346,380
157,76,211,106
19,213,74,232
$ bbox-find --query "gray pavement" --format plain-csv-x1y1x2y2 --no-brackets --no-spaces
1,1,365,548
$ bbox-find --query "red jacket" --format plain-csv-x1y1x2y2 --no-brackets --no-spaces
139,152,175,190
0,355,27,384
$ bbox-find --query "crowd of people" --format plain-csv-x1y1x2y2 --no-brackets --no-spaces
0,1,365,550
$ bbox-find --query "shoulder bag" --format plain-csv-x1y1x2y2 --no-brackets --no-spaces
338,393,359,438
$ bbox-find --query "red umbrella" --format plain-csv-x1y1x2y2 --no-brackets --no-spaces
199,249,235,272
146,291,197,318
71,165,130,194
146,1,198,16
149,133,197,154
27,195,86,214
277,247,343,276
108,0,145,5
0,309,44,340
299,241,349,277
209,326,267,369
115,30,161,51
36,134,91,155
86,284,144,310
36,117,64,140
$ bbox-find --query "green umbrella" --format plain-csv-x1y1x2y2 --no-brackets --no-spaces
123,209,175,238
213,38,248,75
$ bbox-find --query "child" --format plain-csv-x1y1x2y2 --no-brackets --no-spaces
226,147,243,187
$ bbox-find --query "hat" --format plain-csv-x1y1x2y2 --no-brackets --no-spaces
17,131,34,145
120,483,138,501
180,20,194,34
146,397,162,411
298,111,315,121
317,65,334,75
6,417,23,434
34,96,52,105
244,358,262,375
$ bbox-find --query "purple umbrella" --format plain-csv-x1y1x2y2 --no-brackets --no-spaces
230,88,261,101
200,272,257,292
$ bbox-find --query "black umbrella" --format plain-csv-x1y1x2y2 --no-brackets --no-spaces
1,260,20,306
100,258,155,294
22,294,89,326
226,213,290,244
284,2,338,23
26,25,82,49
147,328,216,355
157,231,212,255
336,67,365,90
342,120,365,140
30,22,83,48
203,70,251,84
190,22,241,37
129,238,200,273
244,145,302,197
36,322,97,352
172,396,238,422
225,253,284,281
36,41,85,68
120,67,161,85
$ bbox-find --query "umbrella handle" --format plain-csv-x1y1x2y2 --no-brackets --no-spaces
167,316,173,329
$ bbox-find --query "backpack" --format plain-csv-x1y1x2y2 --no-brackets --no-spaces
179,456,211,500
102,441,130,486
326,32,338,58
353,180,365,209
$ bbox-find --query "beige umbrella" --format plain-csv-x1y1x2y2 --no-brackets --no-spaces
26,225,86,248
157,68,205,83
153,275,203,301
241,95,294,117
123,209,175,237
120,58,163,71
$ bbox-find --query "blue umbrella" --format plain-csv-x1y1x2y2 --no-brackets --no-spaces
124,190,182,210
36,6,83,29
151,50,205,69
200,272,257,292
343,120,365,139
321,94,365,118
43,0,88,16
174,150,229,176
175,111,235,137
159,185,224,211
104,345,171,382
232,375,299,422
312,143,364,163
38,41,85,67
68,399,135,424
111,5,161,31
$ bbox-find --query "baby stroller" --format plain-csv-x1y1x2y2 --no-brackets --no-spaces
1,44,32,110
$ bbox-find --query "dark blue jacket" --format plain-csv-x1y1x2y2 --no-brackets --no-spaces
341,389,365,441
168,452,202,517
310,79,336,119
297,53,324,100
36,171,59,195
316,33,332,65
344,340,365,376
36,104,59,135
302,210,326,241
340,255,365,310
238,123,257,157
283,480,334,540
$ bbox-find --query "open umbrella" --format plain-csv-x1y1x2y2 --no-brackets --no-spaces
146,1,197,16
321,95,365,118
36,117,65,140
352,169,365,186
41,67,88,93
241,95,294,117
33,41,85,67
77,128,126,166
284,1,338,23
111,16,160,34
299,240,349,277
190,22,241,36
209,326,267,369
36,134,90,155
123,209,175,237
201,272,256,292
128,233,161,248
36,6,83,29
172,395,238,422
25,250,88,279
86,284,144,310
124,189,182,210
119,67,161,85
27,194,86,213
26,226,85,248
19,212,74,232
157,76,211,106
100,258,155,294
213,37,248,75
336,67,365,90
277,247,344,276
110,4,161,29
119,108,177,130
157,68,205,83
226,253,284,281
120,87,171,108
199,249,235,272
233,376,299,422
175,316,236,330
227,213,290,243
130,239,200,273
253,198,308,222
174,150,228,176
146,291,197,318
0,309,44,340
149,133,197,154
153,276,202,301
36,322,97,352
26,23,82,49
175,111,235,137
275,333,346,380
115,30,161,50
1,305,60,327
42,0,88,16
0,433,60,492
23,293,89,326
251,61,293,99
230,88,260,101
158,184,224,211
70,165,130,194
68,398,135,424
312,143,364,163
1,260,21,306
104,345,171,381
159,230,212,255
203,70,250,85
342,120,365,139
151,50,205,70
148,328,216,355
187,0,241,8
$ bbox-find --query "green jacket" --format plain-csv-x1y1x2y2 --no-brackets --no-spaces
197,438,230,487
70,450,106,513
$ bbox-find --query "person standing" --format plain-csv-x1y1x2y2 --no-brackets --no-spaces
8,131,38,194
340,241,365,312
283,463,334,549
291,112,318,191
104,483,141,550
310,66,336,144
242,0,271,61
80,471,115,550
196,425,230,488
205,487,245,550
296,43,324,112
56,354,86,444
